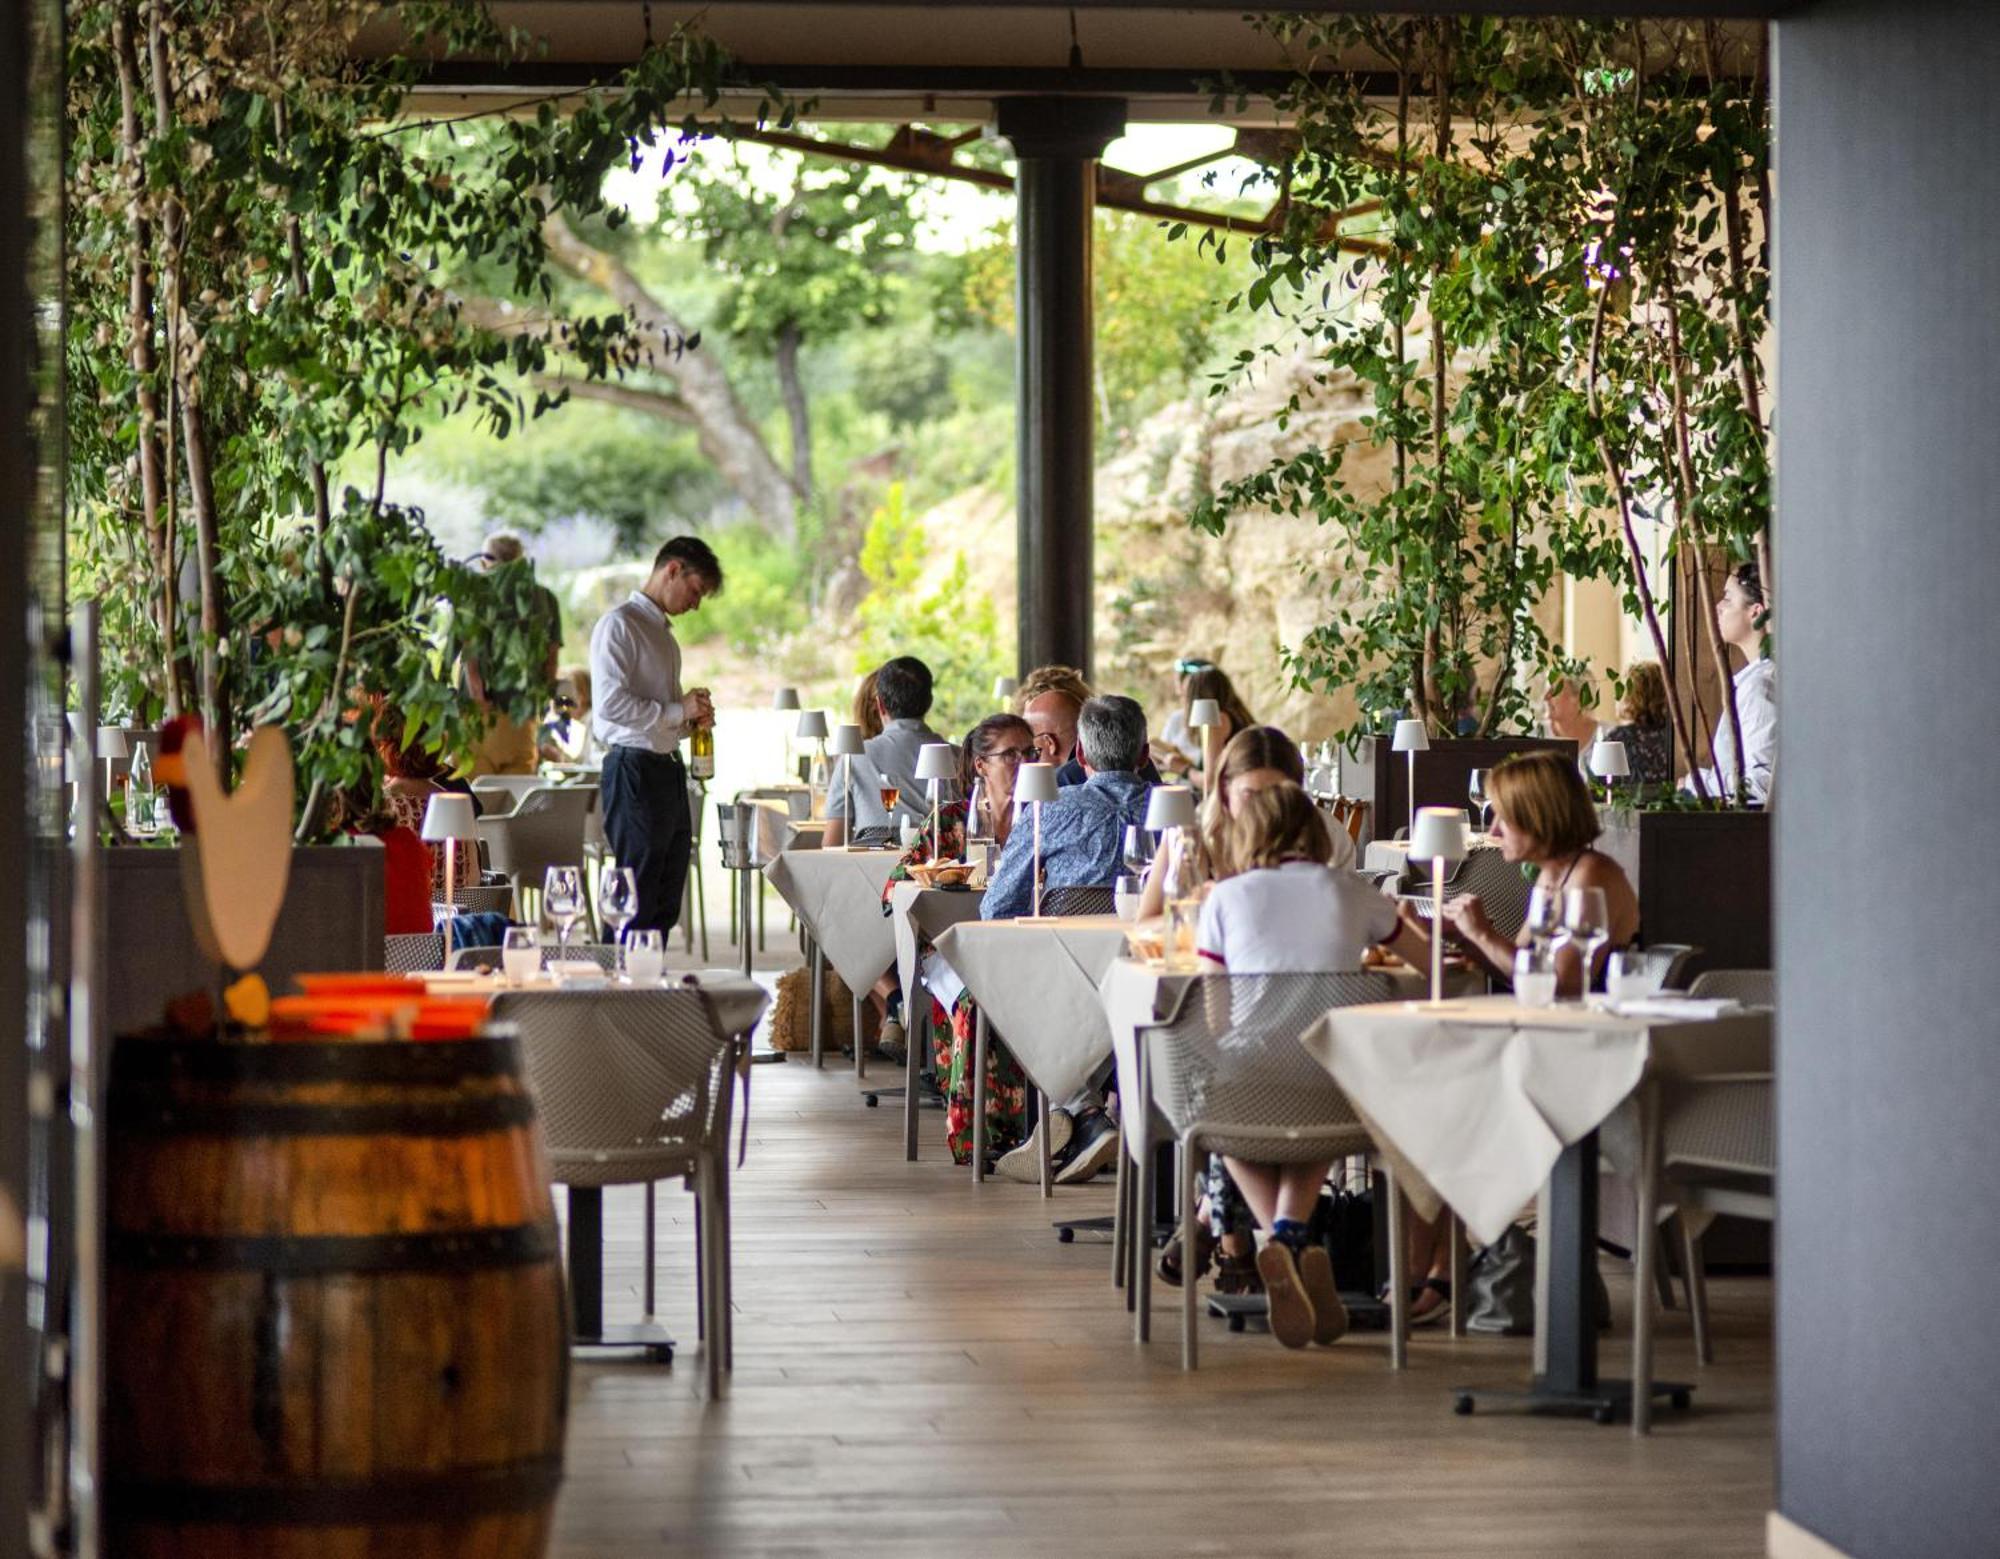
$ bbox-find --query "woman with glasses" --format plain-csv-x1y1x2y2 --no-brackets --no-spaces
876,714,1039,1165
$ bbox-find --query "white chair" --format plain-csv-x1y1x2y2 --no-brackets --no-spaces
493,989,745,1399
470,774,546,815
448,941,620,974
476,785,597,928
1134,970,1416,1370
1688,968,1774,1005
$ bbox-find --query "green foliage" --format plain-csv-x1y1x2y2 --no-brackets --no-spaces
850,484,1001,737
1190,17,1770,769
673,528,811,656
64,0,786,828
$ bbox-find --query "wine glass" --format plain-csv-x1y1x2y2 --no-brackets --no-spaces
1121,823,1156,877
543,865,584,955
501,926,539,986
879,784,901,817
597,866,638,953
1562,886,1612,992
1523,884,1562,954
1467,769,1493,834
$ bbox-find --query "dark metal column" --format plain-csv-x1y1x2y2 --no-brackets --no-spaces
996,97,1124,682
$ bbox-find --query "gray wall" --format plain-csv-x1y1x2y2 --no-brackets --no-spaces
1775,4,2000,1553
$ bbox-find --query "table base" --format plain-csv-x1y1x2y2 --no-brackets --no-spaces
572,1324,677,1365
1450,1375,1693,1426
568,1186,676,1364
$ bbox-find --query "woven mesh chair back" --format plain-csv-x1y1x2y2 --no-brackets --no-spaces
1400,847,1531,941
1148,971,1396,1162
492,989,731,1187
1661,1077,1775,1181
383,932,446,973
1039,883,1116,918
1686,968,1774,1005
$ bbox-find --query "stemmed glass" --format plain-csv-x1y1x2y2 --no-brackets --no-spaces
597,867,638,966
543,865,584,956
1121,823,1156,879
1523,884,1563,955
1562,886,1612,993
1468,769,1493,834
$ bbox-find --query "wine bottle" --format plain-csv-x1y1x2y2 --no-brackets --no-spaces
689,720,715,780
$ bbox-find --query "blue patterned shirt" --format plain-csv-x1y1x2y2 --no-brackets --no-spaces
982,770,1152,920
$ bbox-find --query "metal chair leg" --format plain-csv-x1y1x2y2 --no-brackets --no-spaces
853,987,866,1081
1385,1166,1409,1371
698,1157,722,1402
756,878,766,952
1111,1143,1129,1292
971,1007,989,1184
692,1191,702,1340
644,1181,657,1320
1631,1082,1663,1437
1037,1090,1053,1199
694,857,709,963
1134,1131,1153,1342
1680,1210,1714,1366
1448,1212,1468,1337
810,943,826,1069
1180,1135,1201,1371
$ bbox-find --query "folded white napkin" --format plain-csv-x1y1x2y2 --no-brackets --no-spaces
1609,995,1742,1020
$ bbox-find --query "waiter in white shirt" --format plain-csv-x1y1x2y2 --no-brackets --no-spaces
590,537,722,936
1683,560,1776,806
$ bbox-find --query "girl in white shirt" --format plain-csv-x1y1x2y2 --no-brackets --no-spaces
1189,782,1410,1348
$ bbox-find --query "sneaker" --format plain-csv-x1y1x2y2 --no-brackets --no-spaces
1255,1242,1318,1349
996,1108,1074,1183
876,1018,906,1065
1297,1246,1349,1345
1054,1108,1120,1185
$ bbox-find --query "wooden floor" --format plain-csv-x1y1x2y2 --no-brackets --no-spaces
552,956,1775,1558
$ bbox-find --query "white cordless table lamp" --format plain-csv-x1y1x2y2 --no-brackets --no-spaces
1391,718,1430,838
772,687,801,779
1408,805,1469,1006
796,709,830,790
421,792,481,966
915,741,960,860
993,675,1019,707
828,723,866,848
1188,697,1222,779
1013,762,1060,916
1589,737,1630,802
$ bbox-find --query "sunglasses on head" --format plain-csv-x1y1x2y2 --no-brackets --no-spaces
1175,658,1213,675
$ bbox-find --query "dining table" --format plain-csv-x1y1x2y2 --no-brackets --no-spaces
761,846,904,1072
414,968,768,1353
1297,992,1770,1428
888,881,988,1158
930,914,1134,1187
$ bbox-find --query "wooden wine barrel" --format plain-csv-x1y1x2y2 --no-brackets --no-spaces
104,1035,568,1559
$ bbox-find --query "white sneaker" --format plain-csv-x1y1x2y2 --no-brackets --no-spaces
996,1108,1074,1183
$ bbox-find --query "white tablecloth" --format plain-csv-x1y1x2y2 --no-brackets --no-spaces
932,916,1133,1102
1298,994,1772,1245
762,848,903,990
743,798,825,861
889,882,986,1022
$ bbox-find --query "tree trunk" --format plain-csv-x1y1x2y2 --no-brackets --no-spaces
774,319,813,498
539,212,802,538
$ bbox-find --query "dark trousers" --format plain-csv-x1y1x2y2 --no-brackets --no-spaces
601,746,691,937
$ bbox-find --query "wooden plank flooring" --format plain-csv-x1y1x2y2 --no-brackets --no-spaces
553,957,1774,1558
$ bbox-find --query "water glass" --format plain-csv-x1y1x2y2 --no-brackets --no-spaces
597,866,638,949
543,865,584,952
501,927,539,986
1121,823,1156,877
623,927,665,984
1605,948,1660,1003
1165,897,1201,972
1512,945,1559,1007
1113,872,1142,923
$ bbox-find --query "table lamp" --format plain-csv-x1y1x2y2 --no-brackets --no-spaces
1143,785,1200,968
1391,718,1430,838
772,687,801,778
993,674,1019,708
1409,805,1468,1006
96,725,128,814
1013,761,1060,916
796,709,830,789
1188,697,1224,781
421,792,481,966
829,723,866,848
1588,737,1630,803
915,741,960,861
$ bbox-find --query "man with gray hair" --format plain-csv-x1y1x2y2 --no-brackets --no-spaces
980,694,1153,1183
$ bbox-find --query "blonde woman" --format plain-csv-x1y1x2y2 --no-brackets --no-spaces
1603,661,1672,789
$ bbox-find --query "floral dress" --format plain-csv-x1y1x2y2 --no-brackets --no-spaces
881,801,1029,1165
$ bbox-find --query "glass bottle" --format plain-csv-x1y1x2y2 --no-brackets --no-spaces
125,739,155,836
689,721,715,781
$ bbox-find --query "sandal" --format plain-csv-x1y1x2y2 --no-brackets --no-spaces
1213,1247,1264,1297
1410,1277,1453,1327
1154,1225,1216,1289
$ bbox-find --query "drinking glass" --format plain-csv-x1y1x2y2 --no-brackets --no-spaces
501,926,539,986
966,778,989,842
597,866,638,950
1562,886,1612,991
1522,884,1562,953
623,927,665,984
543,865,584,954
1468,769,1493,833
1121,823,1156,877
1113,872,1142,923
1604,948,1661,1003
879,784,901,816
1512,944,1559,1007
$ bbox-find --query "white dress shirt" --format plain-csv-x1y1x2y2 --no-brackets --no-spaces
1686,657,1776,805
589,591,688,755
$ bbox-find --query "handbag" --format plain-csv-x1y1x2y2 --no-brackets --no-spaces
1466,1225,1614,1335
